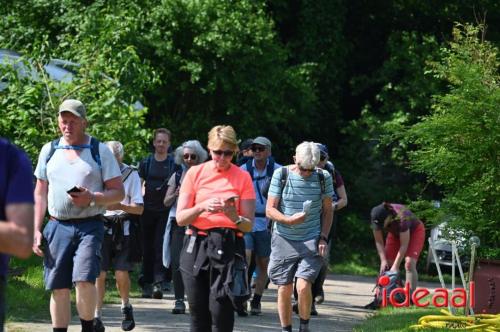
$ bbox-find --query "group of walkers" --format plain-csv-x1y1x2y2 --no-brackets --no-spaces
0,98,428,332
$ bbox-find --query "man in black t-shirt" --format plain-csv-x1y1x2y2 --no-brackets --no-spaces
138,128,178,299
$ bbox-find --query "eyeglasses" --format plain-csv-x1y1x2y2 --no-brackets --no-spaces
251,146,266,152
212,150,234,157
320,155,327,161
183,153,197,160
298,165,315,173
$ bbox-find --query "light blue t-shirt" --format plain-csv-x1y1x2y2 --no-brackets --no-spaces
268,166,333,241
240,158,281,232
34,136,121,220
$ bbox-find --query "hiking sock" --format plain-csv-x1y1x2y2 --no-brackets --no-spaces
80,318,94,332
94,308,102,318
252,293,262,304
299,318,310,331
53,328,68,332
281,325,292,332
121,298,130,308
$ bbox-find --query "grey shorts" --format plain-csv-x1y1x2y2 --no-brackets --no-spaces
267,233,323,285
100,234,133,272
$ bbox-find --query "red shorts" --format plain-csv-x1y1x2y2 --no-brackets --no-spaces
385,222,425,261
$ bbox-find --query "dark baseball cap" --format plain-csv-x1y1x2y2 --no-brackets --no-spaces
370,203,391,225
239,138,254,151
317,143,328,157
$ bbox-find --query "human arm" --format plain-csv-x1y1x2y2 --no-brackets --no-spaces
0,204,33,259
373,229,388,274
319,196,333,257
222,198,255,233
390,229,409,272
33,179,48,257
334,185,348,211
69,176,125,208
176,193,223,226
265,195,306,225
163,173,178,208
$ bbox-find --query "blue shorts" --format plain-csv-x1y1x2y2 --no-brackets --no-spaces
267,233,323,285
244,230,271,258
43,218,104,290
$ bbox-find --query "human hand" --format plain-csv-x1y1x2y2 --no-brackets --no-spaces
200,198,224,213
318,239,328,257
286,212,306,225
68,186,93,207
379,260,389,275
33,230,44,257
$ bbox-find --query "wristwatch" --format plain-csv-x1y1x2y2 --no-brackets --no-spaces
89,192,96,207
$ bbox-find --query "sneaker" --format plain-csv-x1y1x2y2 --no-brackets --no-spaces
250,301,261,315
93,317,105,332
162,280,171,293
121,305,135,331
364,298,380,310
310,302,318,316
299,325,311,332
172,299,186,314
315,290,325,305
152,283,163,299
236,302,248,317
141,283,153,298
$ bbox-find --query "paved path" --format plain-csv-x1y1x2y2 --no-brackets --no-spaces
6,274,439,332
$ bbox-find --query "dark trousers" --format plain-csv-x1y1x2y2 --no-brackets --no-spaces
170,220,185,300
141,209,169,284
180,236,235,332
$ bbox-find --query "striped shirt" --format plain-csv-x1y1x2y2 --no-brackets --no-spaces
268,166,333,241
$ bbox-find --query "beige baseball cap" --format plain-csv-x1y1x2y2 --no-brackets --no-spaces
58,99,86,118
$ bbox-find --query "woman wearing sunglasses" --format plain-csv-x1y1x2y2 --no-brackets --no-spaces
163,140,208,315
176,125,255,332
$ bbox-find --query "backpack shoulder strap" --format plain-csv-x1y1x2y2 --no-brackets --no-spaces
121,166,134,183
317,169,326,195
245,158,254,180
90,137,101,168
174,167,183,187
280,166,289,193
144,154,153,180
45,138,61,164
266,157,275,179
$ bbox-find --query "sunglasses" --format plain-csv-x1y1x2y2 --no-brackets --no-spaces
251,146,266,152
183,153,197,160
212,150,234,157
298,165,315,173
320,155,327,161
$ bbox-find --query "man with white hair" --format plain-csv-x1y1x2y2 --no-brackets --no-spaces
266,142,334,332
94,141,144,332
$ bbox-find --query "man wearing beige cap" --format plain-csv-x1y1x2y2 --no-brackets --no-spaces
33,99,124,332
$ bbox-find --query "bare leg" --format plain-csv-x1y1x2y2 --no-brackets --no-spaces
115,270,131,306
277,284,293,327
95,271,107,314
254,256,269,296
50,288,71,328
296,278,312,320
75,281,97,321
405,257,418,290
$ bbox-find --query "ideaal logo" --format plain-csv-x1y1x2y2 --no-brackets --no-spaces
378,275,475,308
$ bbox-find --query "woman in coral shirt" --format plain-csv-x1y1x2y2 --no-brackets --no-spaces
176,125,256,332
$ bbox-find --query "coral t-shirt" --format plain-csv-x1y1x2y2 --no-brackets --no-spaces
180,161,255,230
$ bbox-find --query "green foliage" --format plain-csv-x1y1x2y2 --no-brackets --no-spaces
407,24,500,259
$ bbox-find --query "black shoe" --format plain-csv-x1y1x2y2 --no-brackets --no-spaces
299,325,311,332
250,301,261,315
172,299,186,314
121,305,135,331
141,283,153,298
93,317,105,332
315,290,325,304
364,298,380,310
236,302,248,317
310,302,318,316
152,283,163,299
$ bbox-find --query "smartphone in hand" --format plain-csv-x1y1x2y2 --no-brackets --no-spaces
67,186,82,194
224,195,239,207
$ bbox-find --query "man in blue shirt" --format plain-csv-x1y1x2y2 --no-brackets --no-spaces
240,136,280,315
0,138,34,332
